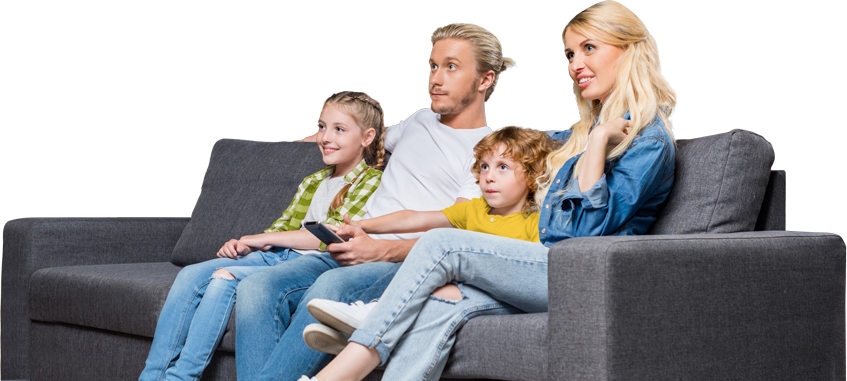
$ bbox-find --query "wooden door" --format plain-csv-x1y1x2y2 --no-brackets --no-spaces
250,0,311,37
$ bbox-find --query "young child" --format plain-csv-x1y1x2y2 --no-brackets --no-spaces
303,3,679,379
139,91,385,381
300,126,554,357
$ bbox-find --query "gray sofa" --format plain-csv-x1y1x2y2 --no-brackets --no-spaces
3,129,844,381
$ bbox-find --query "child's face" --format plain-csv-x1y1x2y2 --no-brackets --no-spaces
478,144,530,216
316,104,374,172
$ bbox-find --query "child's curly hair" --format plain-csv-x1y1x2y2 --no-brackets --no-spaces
472,127,556,214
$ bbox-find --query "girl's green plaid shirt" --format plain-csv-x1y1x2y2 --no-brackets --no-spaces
264,159,382,250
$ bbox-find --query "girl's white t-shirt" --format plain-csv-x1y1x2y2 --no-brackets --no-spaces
292,175,347,255
364,108,491,240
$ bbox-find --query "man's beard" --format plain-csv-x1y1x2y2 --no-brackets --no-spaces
431,80,478,115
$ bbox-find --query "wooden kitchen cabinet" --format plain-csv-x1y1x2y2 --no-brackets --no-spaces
153,0,311,39
0,154,118,232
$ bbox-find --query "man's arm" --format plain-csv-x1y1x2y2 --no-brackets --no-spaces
327,198,470,266
296,133,318,142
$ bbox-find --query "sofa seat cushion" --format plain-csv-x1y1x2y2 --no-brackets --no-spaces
648,129,775,235
440,312,548,380
171,140,325,266
29,262,237,352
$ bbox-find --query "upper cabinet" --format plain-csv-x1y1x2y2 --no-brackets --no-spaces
154,0,479,51
153,0,311,39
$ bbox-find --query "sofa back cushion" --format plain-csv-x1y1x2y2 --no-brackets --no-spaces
171,140,325,266
647,129,774,235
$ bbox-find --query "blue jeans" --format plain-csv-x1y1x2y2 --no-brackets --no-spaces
139,247,300,381
349,229,549,380
235,253,401,381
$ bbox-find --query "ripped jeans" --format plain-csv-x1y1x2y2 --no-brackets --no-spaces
349,229,549,381
139,247,301,381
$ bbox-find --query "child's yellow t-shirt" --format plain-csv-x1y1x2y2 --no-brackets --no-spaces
441,197,540,242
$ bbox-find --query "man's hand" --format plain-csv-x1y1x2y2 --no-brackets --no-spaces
327,215,392,266
295,133,318,142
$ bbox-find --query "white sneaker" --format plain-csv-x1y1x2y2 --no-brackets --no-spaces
307,299,378,335
303,323,349,355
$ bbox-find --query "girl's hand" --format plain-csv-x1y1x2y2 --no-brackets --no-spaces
591,117,630,146
216,238,254,258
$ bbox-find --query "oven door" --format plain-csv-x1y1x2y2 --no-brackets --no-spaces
118,179,203,217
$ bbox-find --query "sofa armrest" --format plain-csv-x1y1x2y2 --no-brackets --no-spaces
547,231,845,381
2,217,190,380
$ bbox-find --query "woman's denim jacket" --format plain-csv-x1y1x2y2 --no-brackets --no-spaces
540,116,675,247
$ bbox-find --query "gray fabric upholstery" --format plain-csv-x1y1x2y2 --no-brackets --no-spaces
2,217,189,380
547,231,845,381
7,134,840,381
755,170,786,231
28,261,239,351
443,313,548,380
648,130,774,235
29,322,235,381
171,139,325,266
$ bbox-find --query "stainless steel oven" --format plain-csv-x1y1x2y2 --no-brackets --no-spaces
118,154,209,217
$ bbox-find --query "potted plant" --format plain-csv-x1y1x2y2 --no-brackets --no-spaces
809,12,847,120
779,37,808,134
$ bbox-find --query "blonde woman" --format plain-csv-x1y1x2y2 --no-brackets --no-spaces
302,2,677,380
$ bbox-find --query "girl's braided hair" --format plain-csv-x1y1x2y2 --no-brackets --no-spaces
323,91,387,210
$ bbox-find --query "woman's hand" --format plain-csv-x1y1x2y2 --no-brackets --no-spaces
591,117,630,146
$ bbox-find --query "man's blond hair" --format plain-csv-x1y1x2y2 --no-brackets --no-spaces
431,23,515,101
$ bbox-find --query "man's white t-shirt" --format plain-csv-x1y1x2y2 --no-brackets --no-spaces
364,108,492,240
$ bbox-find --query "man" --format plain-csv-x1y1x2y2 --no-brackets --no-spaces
235,23,514,380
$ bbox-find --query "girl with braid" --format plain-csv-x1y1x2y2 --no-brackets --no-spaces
139,91,386,381
303,1,677,380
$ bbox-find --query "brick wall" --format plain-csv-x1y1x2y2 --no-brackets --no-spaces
668,0,730,138
153,35,379,142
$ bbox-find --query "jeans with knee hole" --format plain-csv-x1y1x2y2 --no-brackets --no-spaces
381,284,520,381
139,247,300,381
349,229,549,379
235,253,400,381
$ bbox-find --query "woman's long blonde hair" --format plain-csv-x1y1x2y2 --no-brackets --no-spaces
535,0,676,206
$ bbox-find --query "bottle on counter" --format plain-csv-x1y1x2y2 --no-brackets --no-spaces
376,15,391,38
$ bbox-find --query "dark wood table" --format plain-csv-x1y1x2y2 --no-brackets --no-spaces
785,173,847,241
